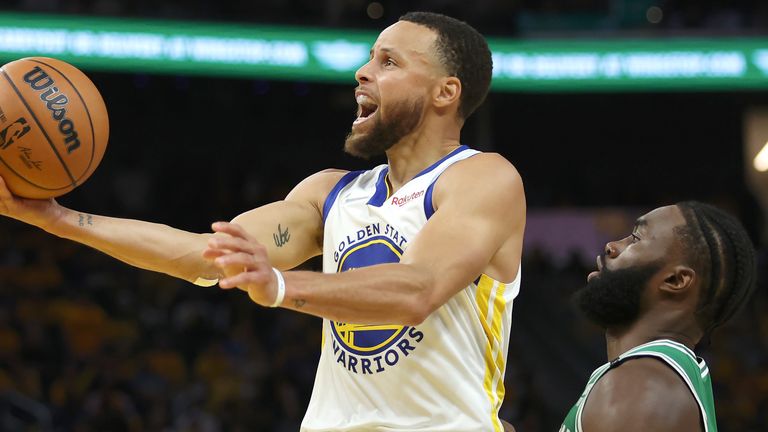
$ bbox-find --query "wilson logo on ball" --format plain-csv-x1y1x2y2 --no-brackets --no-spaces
0,117,31,150
23,66,81,154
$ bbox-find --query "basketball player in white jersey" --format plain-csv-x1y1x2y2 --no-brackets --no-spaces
562,202,756,432
0,12,525,432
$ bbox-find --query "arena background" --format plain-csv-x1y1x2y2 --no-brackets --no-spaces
0,1,767,431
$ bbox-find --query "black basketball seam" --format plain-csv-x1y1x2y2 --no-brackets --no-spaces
29,58,98,184
0,68,77,189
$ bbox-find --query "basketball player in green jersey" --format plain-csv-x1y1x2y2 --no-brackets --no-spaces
561,201,756,432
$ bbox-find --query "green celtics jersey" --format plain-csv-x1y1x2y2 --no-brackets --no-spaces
560,339,717,432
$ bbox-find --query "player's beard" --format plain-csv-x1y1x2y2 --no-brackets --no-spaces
574,260,663,329
344,97,424,159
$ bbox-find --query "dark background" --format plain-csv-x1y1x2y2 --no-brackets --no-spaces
0,1,767,431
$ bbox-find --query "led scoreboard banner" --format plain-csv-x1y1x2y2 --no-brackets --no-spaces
489,37,768,91
1,12,768,92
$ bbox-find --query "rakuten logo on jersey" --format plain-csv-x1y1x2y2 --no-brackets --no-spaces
391,190,424,207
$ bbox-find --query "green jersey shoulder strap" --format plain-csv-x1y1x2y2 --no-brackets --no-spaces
560,339,717,432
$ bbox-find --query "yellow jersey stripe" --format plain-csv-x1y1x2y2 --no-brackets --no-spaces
491,282,506,342
476,274,504,432
491,282,508,415
485,280,499,328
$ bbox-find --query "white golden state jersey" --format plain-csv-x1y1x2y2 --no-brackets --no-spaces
301,145,522,431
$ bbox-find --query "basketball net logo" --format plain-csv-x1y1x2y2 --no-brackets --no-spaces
0,118,31,150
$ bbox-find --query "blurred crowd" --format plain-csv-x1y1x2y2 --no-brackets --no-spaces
2,0,768,35
0,221,318,432
0,218,766,431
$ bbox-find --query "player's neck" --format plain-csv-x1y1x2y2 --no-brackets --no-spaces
605,315,699,360
385,128,461,189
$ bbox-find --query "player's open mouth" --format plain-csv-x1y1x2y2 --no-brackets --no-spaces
353,94,378,126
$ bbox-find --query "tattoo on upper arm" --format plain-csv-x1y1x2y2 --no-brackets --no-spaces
78,213,93,227
273,223,290,247
294,299,306,309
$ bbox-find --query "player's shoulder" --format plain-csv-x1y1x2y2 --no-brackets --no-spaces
437,152,524,203
582,357,701,431
308,168,350,184
444,152,522,189
286,169,349,204
292,169,348,192
454,151,520,174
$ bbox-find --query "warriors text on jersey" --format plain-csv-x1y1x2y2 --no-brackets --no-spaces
560,339,718,432
301,145,522,431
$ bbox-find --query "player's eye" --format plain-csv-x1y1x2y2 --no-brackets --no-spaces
631,233,641,242
383,58,396,67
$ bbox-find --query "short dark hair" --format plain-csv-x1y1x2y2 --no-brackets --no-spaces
675,201,757,335
399,11,492,120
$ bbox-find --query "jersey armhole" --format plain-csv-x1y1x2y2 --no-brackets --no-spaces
423,180,438,220
422,151,481,220
322,170,364,223
610,353,709,432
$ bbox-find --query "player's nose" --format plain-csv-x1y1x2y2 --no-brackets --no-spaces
355,60,373,84
604,242,620,258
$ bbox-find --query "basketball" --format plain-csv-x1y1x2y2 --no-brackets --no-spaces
0,57,108,199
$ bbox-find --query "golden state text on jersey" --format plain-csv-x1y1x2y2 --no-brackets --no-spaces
302,146,519,431
330,223,424,374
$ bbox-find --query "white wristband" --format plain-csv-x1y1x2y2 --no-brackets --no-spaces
270,267,286,308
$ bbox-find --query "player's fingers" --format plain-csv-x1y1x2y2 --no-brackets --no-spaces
501,420,516,432
213,251,264,270
0,176,13,201
216,264,256,289
217,279,238,289
211,221,250,239
219,266,271,289
207,235,261,255
0,177,17,216
201,248,227,260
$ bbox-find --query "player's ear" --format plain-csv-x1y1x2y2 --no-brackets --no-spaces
661,265,695,294
433,76,461,109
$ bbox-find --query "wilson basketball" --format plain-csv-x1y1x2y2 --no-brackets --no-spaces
0,57,108,199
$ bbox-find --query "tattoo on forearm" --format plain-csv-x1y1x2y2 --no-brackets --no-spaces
273,223,290,247
294,299,306,309
78,213,94,227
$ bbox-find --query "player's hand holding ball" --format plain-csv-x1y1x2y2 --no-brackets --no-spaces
0,175,61,228
0,57,108,227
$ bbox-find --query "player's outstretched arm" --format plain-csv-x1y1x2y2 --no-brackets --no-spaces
206,153,525,324
0,170,342,284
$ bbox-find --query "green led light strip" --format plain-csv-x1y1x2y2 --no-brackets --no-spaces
1,12,768,91
489,38,768,91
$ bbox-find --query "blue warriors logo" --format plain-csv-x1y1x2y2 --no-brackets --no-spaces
332,323,409,356
330,227,424,374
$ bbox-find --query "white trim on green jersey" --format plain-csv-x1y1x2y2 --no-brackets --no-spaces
560,339,717,432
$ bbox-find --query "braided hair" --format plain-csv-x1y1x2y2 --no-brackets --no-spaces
675,201,757,336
